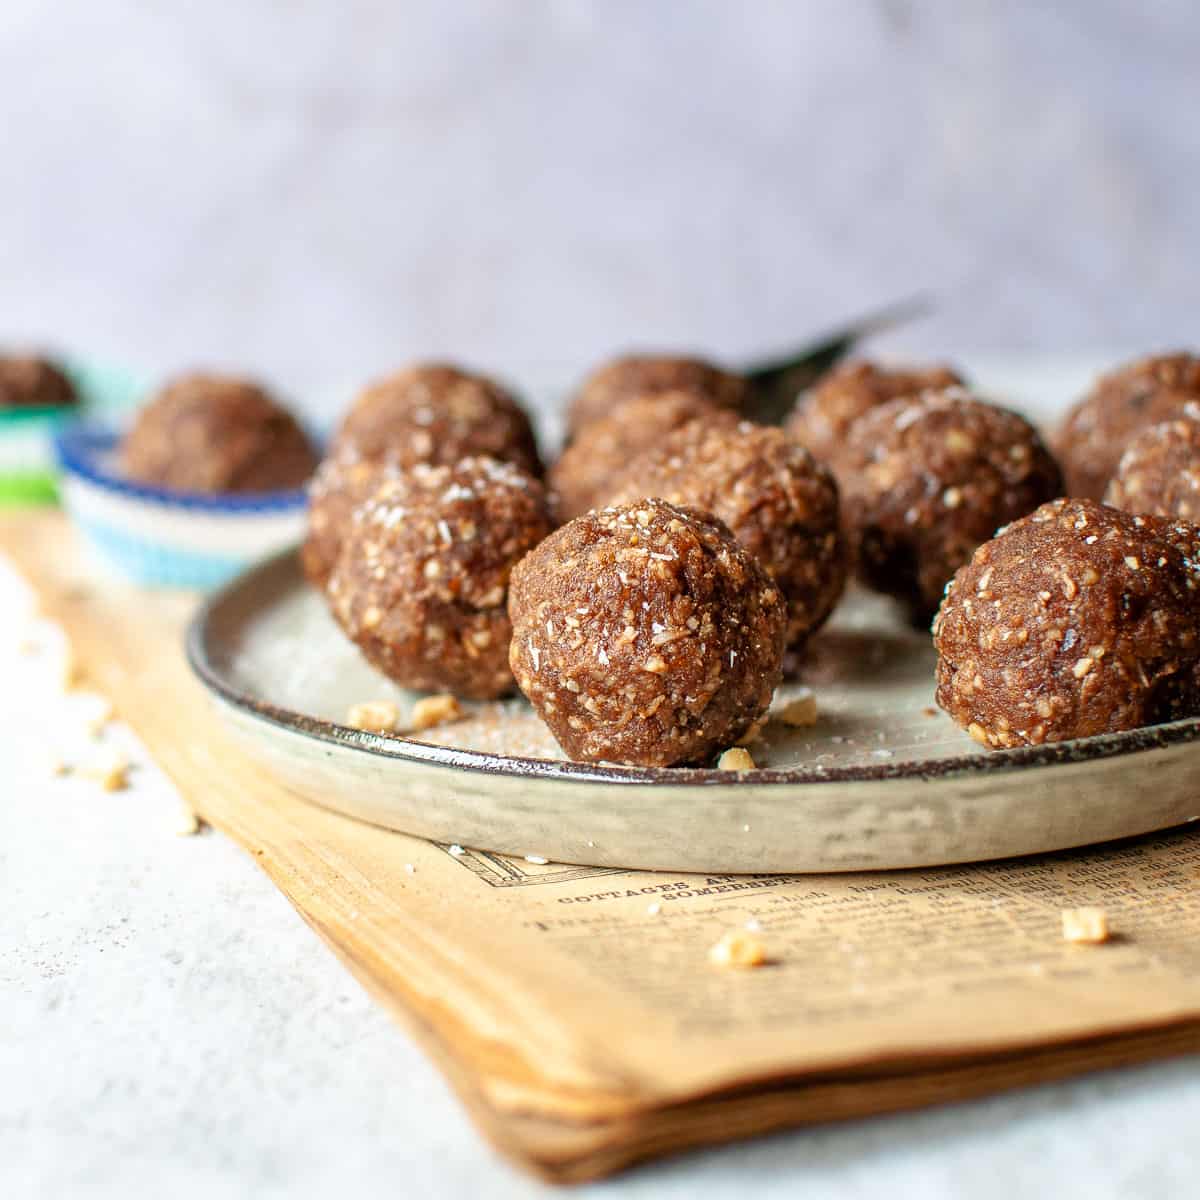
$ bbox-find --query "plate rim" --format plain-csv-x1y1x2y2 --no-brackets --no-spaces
185,549,1200,788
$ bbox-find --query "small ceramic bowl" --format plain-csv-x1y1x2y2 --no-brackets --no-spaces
54,425,310,589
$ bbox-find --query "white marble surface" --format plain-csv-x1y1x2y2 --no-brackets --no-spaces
4,557,1200,1199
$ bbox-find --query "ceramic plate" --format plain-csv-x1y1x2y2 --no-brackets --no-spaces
187,547,1200,873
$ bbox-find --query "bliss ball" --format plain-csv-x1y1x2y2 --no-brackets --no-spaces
1104,412,1200,523
548,390,737,521
122,373,317,493
785,359,964,474
301,454,399,588
0,354,77,409
331,363,542,478
1055,353,1200,500
839,389,1063,626
934,498,1200,748
604,421,845,650
327,457,553,700
566,354,748,440
507,498,786,766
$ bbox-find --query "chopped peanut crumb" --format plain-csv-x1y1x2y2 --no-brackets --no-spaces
79,750,130,792
174,806,204,836
777,692,818,728
345,700,400,734
718,747,756,771
411,693,464,731
709,930,769,968
1062,906,1109,944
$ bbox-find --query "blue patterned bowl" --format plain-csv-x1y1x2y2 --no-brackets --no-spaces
54,424,309,589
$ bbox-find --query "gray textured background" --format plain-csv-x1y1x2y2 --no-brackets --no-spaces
2,0,1197,414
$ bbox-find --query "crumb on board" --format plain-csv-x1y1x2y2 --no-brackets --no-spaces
78,749,130,792
777,692,819,728
404,863,416,874
718,747,756,771
1062,906,1110,944
448,843,466,857
174,806,204,836
709,930,769,968
345,700,400,734
411,693,464,731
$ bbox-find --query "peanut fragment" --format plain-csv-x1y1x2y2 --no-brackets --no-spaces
345,700,400,734
777,692,818,728
1061,906,1109,944
709,930,769,968
717,747,755,771
411,693,464,731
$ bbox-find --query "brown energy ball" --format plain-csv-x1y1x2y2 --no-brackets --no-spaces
507,498,787,767
327,457,553,700
1055,353,1200,499
785,359,964,471
122,373,317,494
604,421,845,649
566,354,749,439
548,390,737,521
840,389,1063,626
934,498,1200,748
1104,412,1200,523
331,363,542,477
0,355,77,409
301,454,399,588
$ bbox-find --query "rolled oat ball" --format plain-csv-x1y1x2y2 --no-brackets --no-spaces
605,421,845,649
507,498,787,766
301,454,399,588
0,355,77,409
1104,411,1200,523
1055,353,1200,499
933,498,1200,748
566,354,748,440
327,457,554,700
332,363,542,478
122,373,317,494
785,359,964,473
549,390,737,521
840,389,1063,625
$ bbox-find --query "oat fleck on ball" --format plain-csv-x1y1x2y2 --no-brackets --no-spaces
566,354,748,440
933,498,1200,748
548,390,737,521
785,359,964,473
122,373,317,494
840,388,1063,626
604,422,845,649
507,498,787,766
331,363,542,477
1104,411,1200,523
0,355,78,409
1055,353,1200,499
327,457,553,700
301,454,399,588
